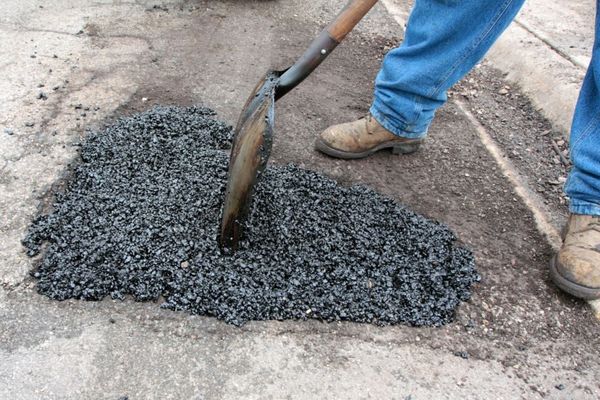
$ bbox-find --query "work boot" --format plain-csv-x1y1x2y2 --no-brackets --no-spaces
551,214,600,300
315,115,423,159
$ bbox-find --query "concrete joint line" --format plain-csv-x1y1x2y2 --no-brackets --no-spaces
379,0,409,30
455,99,562,250
456,99,600,318
514,19,588,70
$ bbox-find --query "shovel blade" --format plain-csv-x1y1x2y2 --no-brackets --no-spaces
218,71,280,253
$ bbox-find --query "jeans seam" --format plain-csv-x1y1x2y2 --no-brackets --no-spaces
427,0,515,98
572,111,600,151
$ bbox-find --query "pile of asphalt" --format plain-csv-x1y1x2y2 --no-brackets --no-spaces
23,106,479,326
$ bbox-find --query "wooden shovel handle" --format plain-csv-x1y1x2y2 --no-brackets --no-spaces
328,0,379,42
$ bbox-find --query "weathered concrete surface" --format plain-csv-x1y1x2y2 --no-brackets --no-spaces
1,1,599,399
0,293,572,400
517,0,595,69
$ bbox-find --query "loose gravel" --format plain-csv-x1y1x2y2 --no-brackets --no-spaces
23,106,479,326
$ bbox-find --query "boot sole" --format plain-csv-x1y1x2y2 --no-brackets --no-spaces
315,138,422,160
550,255,600,300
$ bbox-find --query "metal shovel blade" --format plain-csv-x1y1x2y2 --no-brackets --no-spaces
218,71,280,253
218,0,379,253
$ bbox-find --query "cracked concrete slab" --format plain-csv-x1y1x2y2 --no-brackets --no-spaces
1,0,599,399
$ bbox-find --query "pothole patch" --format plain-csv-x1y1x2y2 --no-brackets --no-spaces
23,106,479,326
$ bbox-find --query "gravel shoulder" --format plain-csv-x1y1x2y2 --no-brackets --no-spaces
453,62,571,231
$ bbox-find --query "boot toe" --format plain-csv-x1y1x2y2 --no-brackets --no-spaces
551,246,600,300
319,124,353,152
556,247,600,289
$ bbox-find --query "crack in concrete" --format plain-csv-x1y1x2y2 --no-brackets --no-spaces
0,23,84,37
514,19,588,70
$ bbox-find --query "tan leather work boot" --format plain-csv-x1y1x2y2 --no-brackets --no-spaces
551,214,600,299
315,115,423,159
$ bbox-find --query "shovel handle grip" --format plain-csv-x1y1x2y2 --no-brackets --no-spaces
328,0,379,42
276,0,378,99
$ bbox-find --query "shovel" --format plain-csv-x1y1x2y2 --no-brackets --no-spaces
219,0,379,253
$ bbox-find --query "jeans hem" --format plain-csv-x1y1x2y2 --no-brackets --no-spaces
370,100,428,139
569,201,600,217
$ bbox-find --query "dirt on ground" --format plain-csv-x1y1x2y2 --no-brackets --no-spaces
63,15,600,396
1,1,599,399
454,63,571,229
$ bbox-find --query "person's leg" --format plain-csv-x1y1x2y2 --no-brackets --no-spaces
551,1,600,300
371,0,525,138
565,1,600,216
317,0,526,159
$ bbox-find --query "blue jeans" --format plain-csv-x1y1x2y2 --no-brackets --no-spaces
371,0,600,216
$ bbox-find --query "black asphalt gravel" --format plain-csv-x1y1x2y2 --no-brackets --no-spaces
23,106,479,326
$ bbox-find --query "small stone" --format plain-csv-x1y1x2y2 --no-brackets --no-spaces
24,122,35,128
142,97,148,102
37,92,48,100
555,384,565,391
109,318,116,324
4,128,14,135
498,88,508,95
454,351,469,359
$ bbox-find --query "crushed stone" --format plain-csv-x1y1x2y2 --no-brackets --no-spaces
23,106,479,326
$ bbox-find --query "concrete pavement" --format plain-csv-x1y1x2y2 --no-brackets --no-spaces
1,1,599,399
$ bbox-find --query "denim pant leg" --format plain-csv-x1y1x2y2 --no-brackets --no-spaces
565,1,600,216
370,0,525,138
